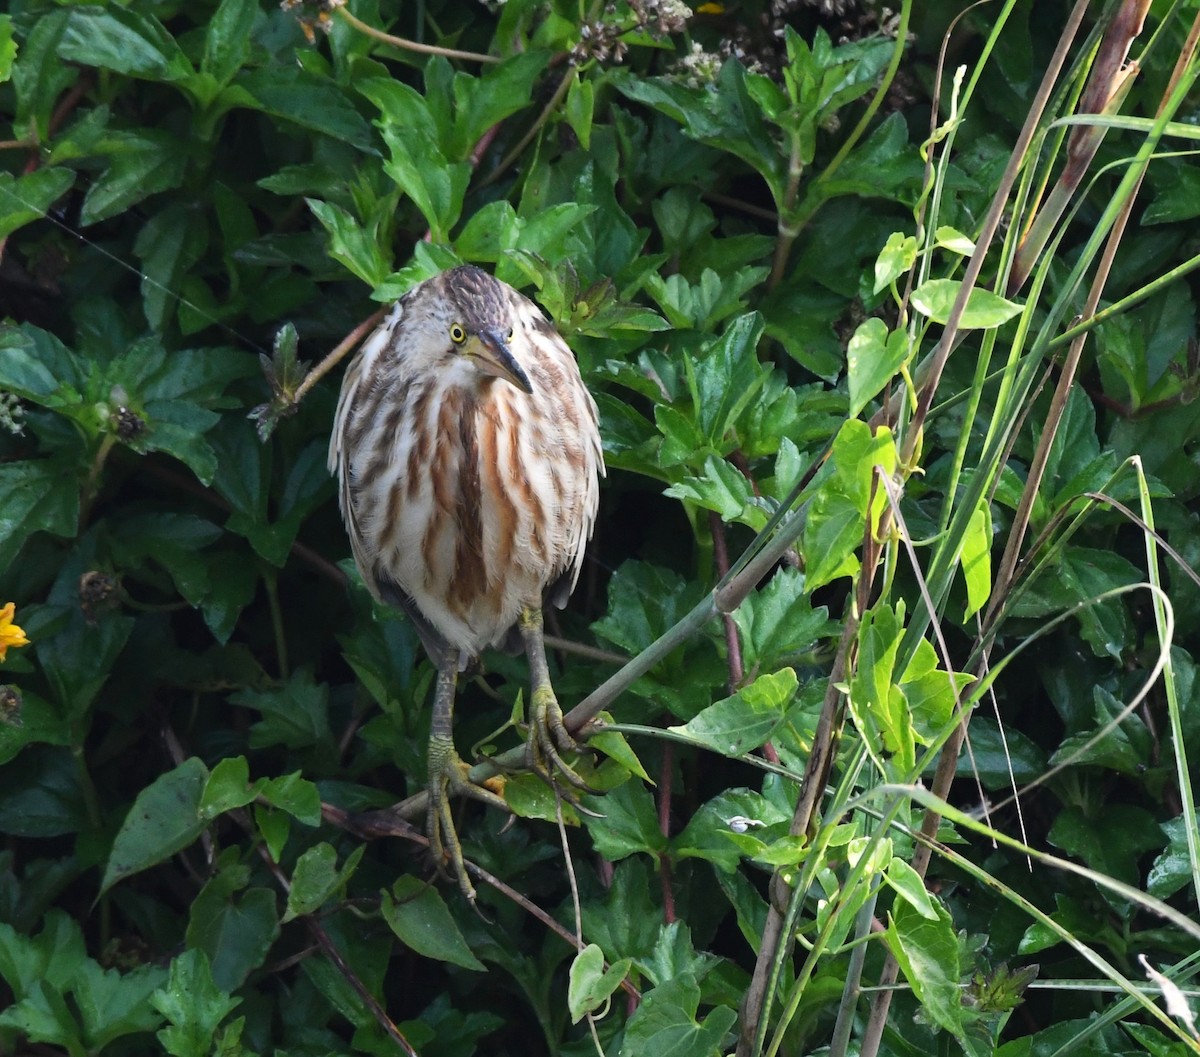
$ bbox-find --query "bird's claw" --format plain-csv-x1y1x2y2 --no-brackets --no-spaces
526,686,600,800
427,736,509,904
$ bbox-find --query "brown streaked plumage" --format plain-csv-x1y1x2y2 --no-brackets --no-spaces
328,264,603,901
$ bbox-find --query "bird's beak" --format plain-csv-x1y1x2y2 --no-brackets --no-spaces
466,330,533,393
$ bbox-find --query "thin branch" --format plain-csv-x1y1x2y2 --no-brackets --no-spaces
476,66,576,191
249,824,419,1056
293,307,387,407
336,7,501,64
322,802,642,1001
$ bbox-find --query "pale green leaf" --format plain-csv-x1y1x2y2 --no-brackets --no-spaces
568,944,631,1023
847,317,910,418
873,231,917,293
961,498,993,620
911,279,1022,329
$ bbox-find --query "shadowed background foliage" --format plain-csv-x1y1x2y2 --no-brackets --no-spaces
3,1,1200,1055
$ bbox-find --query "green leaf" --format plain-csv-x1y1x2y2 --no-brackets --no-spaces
230,667,332,751
567,943,631,1023
732,567,832,670
591,561,709,657
590,723,653,783
382,877,485,972
672,788,792,873
1144,162,1200,224
846,317,910,418
621,974,737,1057
62,958,167,1051
284,843,363,922
0,168,75,239
664,455,759,526
873,231,917,293
580,859,662,959
449,52,550,159
911,279,1023,329
0,979,83,1053
12,11,76,141
1012,546,1140,658
379,126,470,242
201,0,258,88
1046,803,1164,890
248,322,308,441
79,130,189,225
0,461,80,573
0,324,86,404
642,921,724,991
613,63,785,206
455,199,520,262
565,73,594,150
199,756,261,820
0,745,90,838
0,690,70,766
260,771,322,826
0,15,15,82
670,669,799,757
58,7,193,82
306,198,390,288
0,910,87,997
961,498,993,620
934,225,976,256
582,780,667,862
1148,816,1192,900
884,857,939,919
887,898,966,1038
151,950,240,1057
901,638,972,745
850,603,915,773
255,803,291,863
186,863,280,992
803,491,862,590
234,67,374,150
101,757,209,895
686,313,769,445
134,203,210,331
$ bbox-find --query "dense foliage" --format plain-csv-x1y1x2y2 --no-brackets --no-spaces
3,0,1200,1054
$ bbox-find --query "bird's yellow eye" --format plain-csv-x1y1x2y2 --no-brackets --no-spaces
507,328,514,342
449,323,467,344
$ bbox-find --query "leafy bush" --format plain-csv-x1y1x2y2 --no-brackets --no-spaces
3,1,1200,1055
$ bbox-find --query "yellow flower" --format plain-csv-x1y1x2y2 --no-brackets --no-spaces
0,603,30,662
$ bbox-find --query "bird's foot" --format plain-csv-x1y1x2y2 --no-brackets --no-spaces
525,685,598,799
427,733,508,904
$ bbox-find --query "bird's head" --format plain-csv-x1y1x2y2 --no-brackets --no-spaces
412,265,533,394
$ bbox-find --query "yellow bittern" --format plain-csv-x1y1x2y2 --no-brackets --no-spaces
328,265,603,900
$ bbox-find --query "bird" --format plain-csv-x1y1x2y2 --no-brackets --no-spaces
328,264,604,901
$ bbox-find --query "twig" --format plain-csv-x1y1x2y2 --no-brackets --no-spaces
249,823,419,1055
322,802,642,1001
476,66,576,191
292,307,387,407
336,7,500,64
543,634,627,665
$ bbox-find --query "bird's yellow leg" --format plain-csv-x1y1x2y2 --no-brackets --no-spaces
518,606,593,793
427,664,508,904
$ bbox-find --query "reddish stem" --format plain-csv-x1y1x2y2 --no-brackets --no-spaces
658,742,676,924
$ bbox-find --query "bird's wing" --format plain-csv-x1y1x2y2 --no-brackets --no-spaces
327,302,406,604
509,289,605,610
